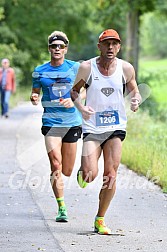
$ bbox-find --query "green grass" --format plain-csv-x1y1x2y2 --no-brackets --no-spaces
122,110,167,192
139,58,167,105
122,58,167,193
139,58,167,72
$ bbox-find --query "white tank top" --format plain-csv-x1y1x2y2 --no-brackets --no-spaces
82,57,127,134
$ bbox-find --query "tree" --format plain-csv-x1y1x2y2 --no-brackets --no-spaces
0,0,101,85
1,0,167,86
140,12,167,58
125,0,157,79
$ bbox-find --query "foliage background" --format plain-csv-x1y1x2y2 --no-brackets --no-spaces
0,0,167,85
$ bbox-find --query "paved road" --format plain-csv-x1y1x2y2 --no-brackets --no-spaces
0,102,167,252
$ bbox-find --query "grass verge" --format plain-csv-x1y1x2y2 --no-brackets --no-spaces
122,110,167,193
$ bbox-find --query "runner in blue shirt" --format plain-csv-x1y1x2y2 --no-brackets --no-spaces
30,30,82,222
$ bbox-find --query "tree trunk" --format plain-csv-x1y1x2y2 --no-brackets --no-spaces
126,9,140,81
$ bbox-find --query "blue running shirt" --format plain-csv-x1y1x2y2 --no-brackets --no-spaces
32,59,82,127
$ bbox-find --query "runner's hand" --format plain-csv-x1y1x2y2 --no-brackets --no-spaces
30,93,39,105
130,97,140,112
82,106,95,120
59,98,74,108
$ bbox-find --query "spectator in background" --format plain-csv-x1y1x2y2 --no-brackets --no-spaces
0,58,16,118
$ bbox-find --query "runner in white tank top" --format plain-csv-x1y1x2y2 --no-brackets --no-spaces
83,56,127,134
71,29,142,235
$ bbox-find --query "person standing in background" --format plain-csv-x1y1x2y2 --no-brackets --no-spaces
30,31,82,222
0,58,16,118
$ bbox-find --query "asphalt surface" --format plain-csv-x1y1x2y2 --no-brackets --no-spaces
0,102,167,252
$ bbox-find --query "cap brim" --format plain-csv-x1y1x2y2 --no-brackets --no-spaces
100,36,121,42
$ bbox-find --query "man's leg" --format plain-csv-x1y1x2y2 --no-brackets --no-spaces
1,88,5,116
94,137,123,234
4,90,11,117
78,140,102,186
45,136,63,197
45,136,69,221
0,87,2,115
46,136,80,221
61,142,77,177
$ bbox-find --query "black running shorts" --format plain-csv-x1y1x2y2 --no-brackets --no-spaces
41,126,82,143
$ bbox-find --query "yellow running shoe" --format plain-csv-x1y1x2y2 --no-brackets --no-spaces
94,217,111,235
77,170,88,188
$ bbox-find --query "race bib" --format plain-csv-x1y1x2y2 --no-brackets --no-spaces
96,110,119,127
49,78,71,107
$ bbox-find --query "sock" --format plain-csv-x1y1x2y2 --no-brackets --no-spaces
56,197,65,208
95,216,104,221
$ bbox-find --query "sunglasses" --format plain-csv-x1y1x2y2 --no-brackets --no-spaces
50,44,66,49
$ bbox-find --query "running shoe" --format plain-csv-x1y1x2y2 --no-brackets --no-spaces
94,217,111,235
77,170,88,188
56,206,68,222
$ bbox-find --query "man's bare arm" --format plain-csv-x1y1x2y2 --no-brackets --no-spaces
71,61,95,119
71,60,91,100
123,61,142,112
